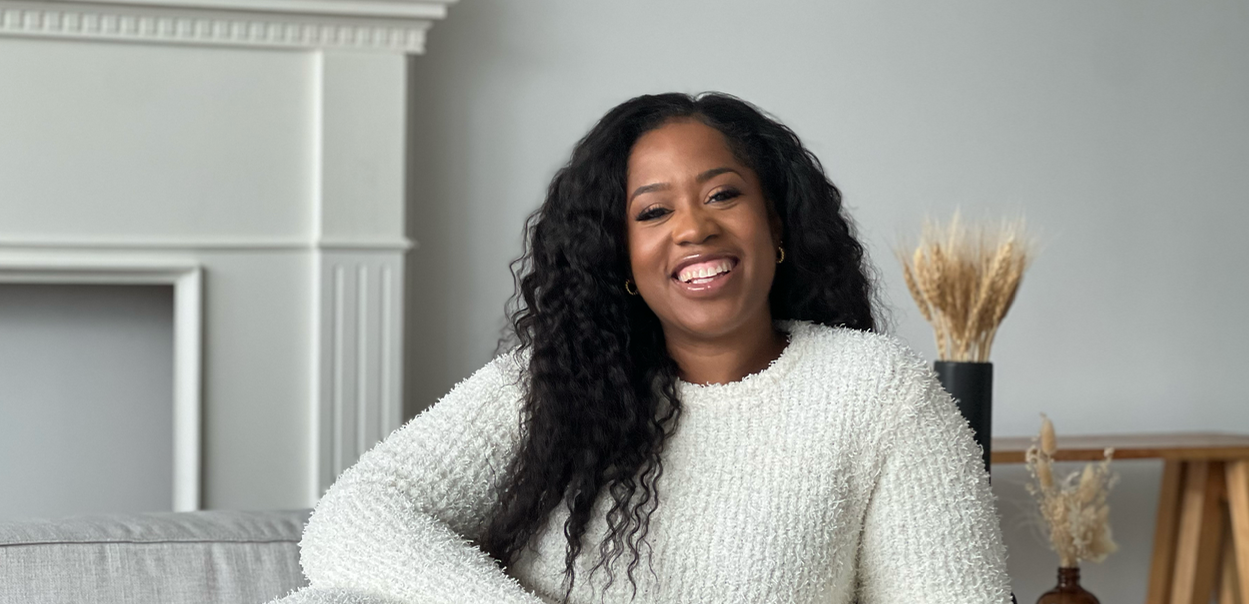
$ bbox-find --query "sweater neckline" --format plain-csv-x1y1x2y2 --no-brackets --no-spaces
675,320,806,402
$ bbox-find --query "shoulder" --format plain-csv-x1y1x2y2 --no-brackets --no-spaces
782,320,944,421
784,320,931,387
784,320,963,447
456,349,527,396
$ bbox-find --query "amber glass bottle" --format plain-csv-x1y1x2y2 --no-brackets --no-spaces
1036,567,1099,604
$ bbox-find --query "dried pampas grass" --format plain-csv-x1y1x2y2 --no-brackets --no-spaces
897,211,1034,362
1025,415,1118,567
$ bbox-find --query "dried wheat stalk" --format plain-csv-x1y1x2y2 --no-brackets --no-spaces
1025,415,1118,567
897,211,1033,362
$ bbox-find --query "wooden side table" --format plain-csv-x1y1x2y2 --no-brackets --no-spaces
993,433,1249,604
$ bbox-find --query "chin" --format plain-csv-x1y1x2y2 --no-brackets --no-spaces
666,307,753,339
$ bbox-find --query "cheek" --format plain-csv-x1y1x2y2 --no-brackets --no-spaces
625,227,663,280
749,245,777,285
744,221,780,289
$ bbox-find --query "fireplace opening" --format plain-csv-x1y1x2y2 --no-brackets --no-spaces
0,282,174,519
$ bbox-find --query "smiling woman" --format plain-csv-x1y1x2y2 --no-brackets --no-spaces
274,93,1013,604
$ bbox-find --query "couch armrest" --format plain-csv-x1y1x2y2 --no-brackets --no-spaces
0,509,311,604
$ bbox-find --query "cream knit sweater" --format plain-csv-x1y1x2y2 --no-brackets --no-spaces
273,321,1013,604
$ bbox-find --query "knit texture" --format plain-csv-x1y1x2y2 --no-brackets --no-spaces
273,321,1013,604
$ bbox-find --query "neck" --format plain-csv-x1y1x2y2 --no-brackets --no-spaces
664,314,788,385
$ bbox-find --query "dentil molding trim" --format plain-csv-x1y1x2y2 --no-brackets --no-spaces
0,0,457,52
0,235,418,252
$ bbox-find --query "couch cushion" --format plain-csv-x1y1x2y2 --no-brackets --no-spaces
0,509,311,604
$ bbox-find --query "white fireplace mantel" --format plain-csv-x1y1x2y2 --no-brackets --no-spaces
0,0,456,52
0,0,453,510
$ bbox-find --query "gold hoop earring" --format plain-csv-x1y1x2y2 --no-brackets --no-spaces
776,246,786,264
624,279,639,296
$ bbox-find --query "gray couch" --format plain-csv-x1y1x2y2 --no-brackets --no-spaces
0,509,312,603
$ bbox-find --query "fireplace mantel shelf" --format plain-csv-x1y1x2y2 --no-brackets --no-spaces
0,0,458,52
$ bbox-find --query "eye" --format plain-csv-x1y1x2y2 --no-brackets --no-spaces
636,205,670,221
708,187,741,203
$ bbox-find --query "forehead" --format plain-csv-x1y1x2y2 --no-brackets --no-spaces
627,120,740,184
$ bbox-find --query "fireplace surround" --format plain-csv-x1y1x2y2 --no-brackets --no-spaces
0,0,456,510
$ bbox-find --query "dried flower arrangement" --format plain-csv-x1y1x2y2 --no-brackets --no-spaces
1025,415,1119,567
897,212,1034,362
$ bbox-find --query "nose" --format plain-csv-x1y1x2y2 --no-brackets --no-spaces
670,202,719,246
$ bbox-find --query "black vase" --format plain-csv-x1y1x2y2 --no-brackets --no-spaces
933,361,993,473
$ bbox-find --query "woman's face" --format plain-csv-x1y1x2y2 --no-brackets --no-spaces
625,119,780,341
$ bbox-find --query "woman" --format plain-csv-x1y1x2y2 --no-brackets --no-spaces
275,93,1013,604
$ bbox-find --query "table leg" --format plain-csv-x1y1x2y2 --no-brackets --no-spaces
1149,460,1187,604
1171,461,1226,604
1224,460,1249,603
1220,521,1241,604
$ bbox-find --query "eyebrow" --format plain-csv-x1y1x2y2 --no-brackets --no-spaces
628,167,740,203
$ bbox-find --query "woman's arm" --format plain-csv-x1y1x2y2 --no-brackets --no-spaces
856,349,1013,604
286,354,552,604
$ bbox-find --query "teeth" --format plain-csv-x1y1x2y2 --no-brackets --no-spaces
678,258,734,283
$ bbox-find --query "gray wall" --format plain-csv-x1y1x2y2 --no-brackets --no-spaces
403,1,1249,601
0,284,173,519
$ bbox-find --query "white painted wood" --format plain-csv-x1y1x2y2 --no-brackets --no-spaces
319,51,407,243
0,236,414,251
312,250,404,498
308,49,410,499
171,267,202,512
0,259,203,511
0,39,316,242
70,0,455,20
0,0,456,52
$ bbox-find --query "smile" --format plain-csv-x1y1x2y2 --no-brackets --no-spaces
670,256,739,293
676,257,735,283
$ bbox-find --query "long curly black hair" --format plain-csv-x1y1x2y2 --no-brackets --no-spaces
480,92,878,602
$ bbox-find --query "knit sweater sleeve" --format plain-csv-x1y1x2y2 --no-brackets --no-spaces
292,354,552,604
855,347,1013,604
